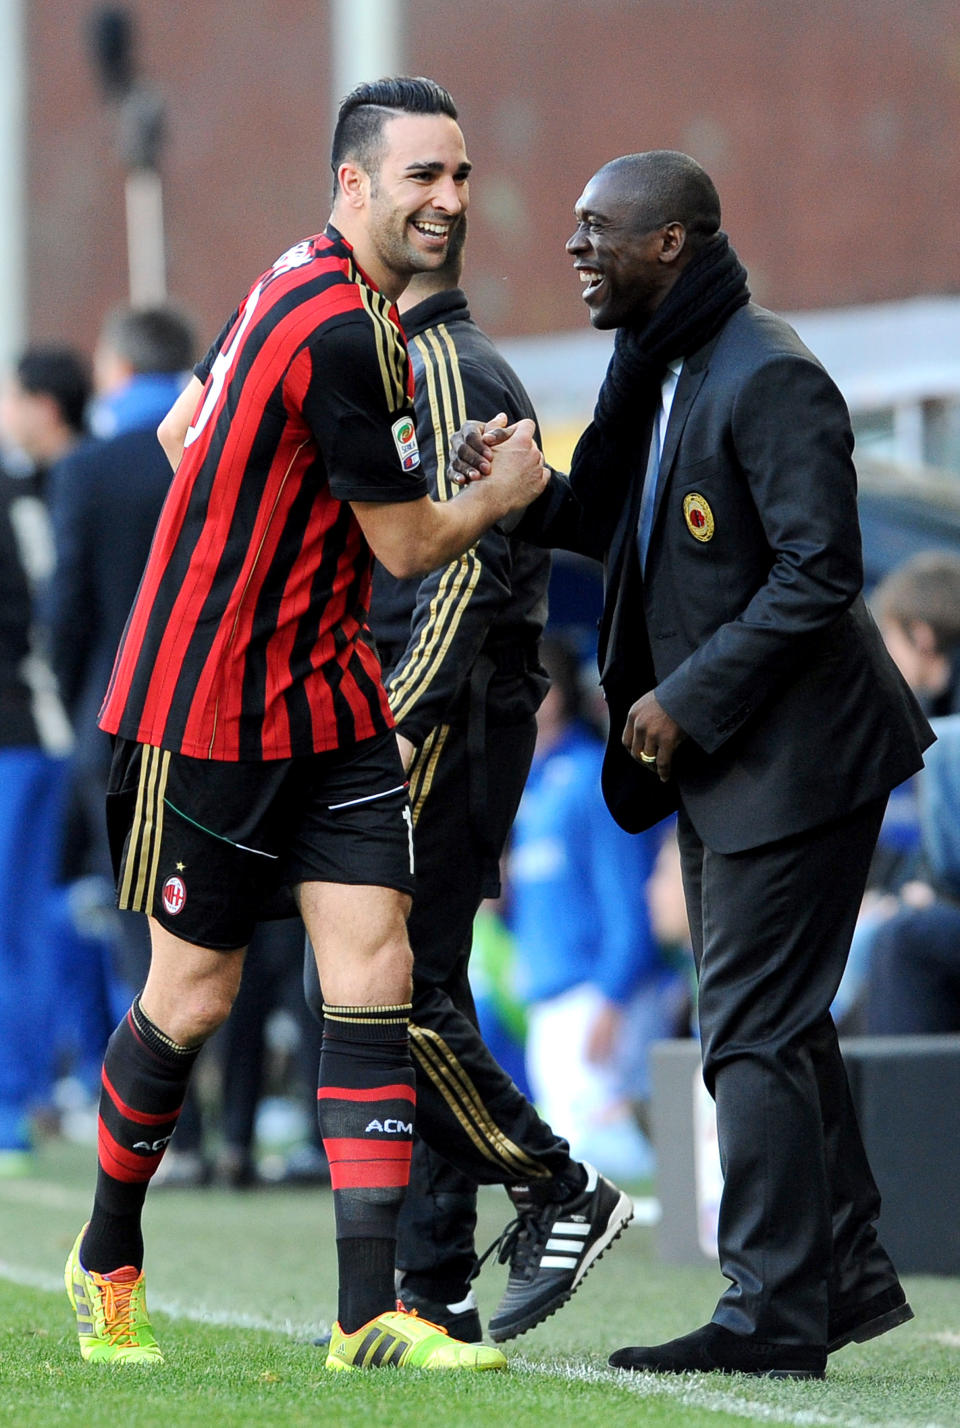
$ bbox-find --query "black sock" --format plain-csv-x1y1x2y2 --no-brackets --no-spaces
316,1003,414,1333
82,998,200,1274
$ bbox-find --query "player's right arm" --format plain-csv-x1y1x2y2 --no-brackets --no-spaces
351,429,545,579
304,314,547,579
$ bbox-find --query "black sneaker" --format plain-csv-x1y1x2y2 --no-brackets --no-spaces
485,1164,633,1341
395,1279,483,1343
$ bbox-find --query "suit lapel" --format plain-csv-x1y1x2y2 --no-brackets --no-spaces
598,338,717,683
648,359,709,536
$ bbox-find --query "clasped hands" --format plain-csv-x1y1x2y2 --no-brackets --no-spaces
448,413,530,484
446,413,548,514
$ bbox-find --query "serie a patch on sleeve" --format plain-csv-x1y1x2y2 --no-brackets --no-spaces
391,416,421,471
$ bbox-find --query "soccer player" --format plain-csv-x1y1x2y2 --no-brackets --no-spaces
64,76,545,1373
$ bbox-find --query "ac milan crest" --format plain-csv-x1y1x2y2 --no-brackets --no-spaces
161,875,186,916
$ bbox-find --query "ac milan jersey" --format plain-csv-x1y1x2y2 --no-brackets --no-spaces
99,226,426,760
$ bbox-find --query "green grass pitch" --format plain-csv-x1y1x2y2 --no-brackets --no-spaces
1,1139,958,1427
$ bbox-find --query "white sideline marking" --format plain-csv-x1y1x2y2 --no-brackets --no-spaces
8,1242,949,1423
0,1179,88,1210
513,1355,956,1428
0,1259,329,1341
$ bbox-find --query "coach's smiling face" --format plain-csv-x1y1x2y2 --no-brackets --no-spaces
566,166,684,331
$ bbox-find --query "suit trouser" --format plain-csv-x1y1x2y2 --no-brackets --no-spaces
677,795,901,1345
305,707,574,1294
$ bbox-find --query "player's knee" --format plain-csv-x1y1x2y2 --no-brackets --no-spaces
161,983,235,1045
377,930,413,1001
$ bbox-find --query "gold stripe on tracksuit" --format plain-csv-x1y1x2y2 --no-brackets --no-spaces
387,326,482,724
409,1024,549,1177
406,724,451,827
119,746,171,914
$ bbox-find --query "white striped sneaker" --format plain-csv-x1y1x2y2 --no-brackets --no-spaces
485,1164,633,1341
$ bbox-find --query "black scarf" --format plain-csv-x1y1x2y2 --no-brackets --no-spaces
567,231,749,549
594,230,750,434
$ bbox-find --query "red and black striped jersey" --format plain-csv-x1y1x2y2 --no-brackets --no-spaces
99,226,426,760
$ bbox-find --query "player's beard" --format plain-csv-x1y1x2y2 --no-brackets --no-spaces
369,195,459,282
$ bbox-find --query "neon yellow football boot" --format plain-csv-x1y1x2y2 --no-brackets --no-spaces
325,1309,507,1371
64,1226,163,1365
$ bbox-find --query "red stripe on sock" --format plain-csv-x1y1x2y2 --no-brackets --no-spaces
101,1067,182,1127
98,1120,166,1183
316,1083,415,1104
324,1137,414,1164
328,1158,412,1191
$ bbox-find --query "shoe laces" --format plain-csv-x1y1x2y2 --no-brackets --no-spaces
394,1306,450,1337
98,1273,140,1347
476,1202,553,1282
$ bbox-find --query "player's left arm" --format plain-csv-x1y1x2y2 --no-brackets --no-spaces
157,375,204,470
157,306,239,470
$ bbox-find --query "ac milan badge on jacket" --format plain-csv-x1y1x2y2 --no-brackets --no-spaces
161,875,186,916
683,492,715,542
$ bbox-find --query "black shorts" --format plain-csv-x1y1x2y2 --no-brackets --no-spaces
106,731,415,950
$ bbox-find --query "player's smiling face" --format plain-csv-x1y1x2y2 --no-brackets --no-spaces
366,113,470,285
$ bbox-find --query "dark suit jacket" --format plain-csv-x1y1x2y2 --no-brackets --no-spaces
522,303,933,853
47,427,173,778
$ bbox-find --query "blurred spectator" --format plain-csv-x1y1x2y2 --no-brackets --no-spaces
46,306,194,917
0,345,91,744
0,486,67,1172
865,714,960,1034
507,636,685,1179
872,550,960,718
0,344,91,505
835,550,960,1030
43,305,196,1100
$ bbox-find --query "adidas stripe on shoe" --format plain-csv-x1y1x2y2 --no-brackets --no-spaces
325,1309,506,1370
486,1164,633,1341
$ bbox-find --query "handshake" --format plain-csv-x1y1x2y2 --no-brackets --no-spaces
447,414,550,515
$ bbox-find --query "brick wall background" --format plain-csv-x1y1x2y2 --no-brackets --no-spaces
26,1,960,355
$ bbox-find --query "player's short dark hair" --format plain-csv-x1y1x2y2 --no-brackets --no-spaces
873,550,960,653
99,304,196,374
16,345,91,434
331,76,458,200
605,150,722,245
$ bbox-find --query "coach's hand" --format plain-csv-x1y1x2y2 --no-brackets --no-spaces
481,419,548,512
448,412,514,485
623,690,686,783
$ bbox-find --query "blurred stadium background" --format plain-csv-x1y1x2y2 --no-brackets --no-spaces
4,0,959,634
